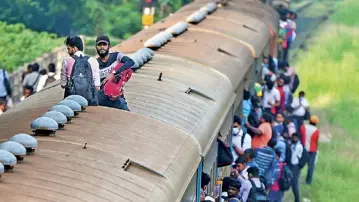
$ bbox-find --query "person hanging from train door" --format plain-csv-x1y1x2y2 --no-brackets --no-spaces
95,35,135,111
232,115,252,164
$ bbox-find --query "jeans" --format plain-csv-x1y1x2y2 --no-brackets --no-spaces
283,41,292,63
97,90,129,111
306,152,317,185
268,190,283,202
290,164,301,202
292,115,304,137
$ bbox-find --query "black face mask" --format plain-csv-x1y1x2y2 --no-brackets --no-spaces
97,48,109,58
292,140,298,144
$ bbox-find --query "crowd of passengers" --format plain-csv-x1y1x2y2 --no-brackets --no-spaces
0,35,134,114
200,9,320,202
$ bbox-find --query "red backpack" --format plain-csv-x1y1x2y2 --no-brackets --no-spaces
103,63,132,100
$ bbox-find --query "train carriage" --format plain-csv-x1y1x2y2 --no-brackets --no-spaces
0,0,279,201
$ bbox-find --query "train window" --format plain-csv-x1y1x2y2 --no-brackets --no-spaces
181,169,198,202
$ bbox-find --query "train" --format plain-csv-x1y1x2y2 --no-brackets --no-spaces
0,0,281,201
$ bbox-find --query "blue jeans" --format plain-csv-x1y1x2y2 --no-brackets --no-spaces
97,90,129,111
268,190,283,202
306,152,317,185
290,164,301,202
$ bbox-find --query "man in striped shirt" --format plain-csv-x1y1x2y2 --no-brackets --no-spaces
300,115,320,185
95,35,135,110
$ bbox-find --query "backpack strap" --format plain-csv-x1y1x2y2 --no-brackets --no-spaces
249,179,258,192
241,133,246,148
30,73,41,88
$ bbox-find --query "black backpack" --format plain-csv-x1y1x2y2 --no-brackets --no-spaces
247,179,268,202
291,74,300,94
217,139,234,167
279,164,293,191
67,55,98,106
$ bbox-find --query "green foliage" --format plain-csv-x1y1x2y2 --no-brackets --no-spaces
0,0,188,39
291,0,359,201
0,21,63,72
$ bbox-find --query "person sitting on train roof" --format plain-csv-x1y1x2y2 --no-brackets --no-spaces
245,112,273,149
95,35,134,111
61,36,101,97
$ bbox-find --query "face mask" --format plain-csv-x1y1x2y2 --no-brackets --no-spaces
233,127,240,136
291,140,298,144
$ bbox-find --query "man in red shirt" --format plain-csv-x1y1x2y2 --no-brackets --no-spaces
300,115,320,185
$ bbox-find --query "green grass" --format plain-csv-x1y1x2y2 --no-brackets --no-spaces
290,0,359,201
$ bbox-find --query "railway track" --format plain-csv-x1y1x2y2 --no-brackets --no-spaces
289,1,336,60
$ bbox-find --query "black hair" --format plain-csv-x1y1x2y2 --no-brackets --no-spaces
235,155,246,164
24,85,34,94
247,166,260,177
299,91,305,97
39,69,47,75
228,178,241,190
32,63,40,72
266,80,275,90
27,64,33,71
268,138,277,148
244,148,256,158
201,172,211,188
48,63,56,73
292,132,300,138
64,36,84,51
243,90,251,100
234,115,241,125
222,177,232,192
262,112,273,123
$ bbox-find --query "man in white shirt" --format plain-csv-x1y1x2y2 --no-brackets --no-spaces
232,115,252,164
262,81,281,115
290,91,310,131
290,132,303,202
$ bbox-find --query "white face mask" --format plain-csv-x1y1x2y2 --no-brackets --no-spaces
233,127,240,136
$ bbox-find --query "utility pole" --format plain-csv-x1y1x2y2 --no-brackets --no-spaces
141,0,157,29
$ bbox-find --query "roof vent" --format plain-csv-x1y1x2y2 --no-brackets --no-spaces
0,162,4,176
58,100,82,116
137,48,153,60
129,54,141,71
50,105,74,121
186,10,207,24
42,111,67,129
0,141,27,161
31,117,58,136
165,21,188,36
0,150,17,171
9,133,38,154
200,2,217,14
144,31,173,48
64,95,88,110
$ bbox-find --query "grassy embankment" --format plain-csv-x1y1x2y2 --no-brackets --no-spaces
291,0,359,201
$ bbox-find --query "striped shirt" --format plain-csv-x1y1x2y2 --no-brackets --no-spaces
254,147,277,185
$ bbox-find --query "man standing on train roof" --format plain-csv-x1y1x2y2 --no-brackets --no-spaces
95,35,135,110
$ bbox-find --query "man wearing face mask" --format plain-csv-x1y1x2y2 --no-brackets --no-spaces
232,115,252,164
95,35,135,110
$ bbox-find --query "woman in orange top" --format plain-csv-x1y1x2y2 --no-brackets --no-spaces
245,113,273,149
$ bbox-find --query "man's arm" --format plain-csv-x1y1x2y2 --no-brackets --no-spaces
91,58,101,90
115,53,135,74
245,122,262,135
60,59,68,88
